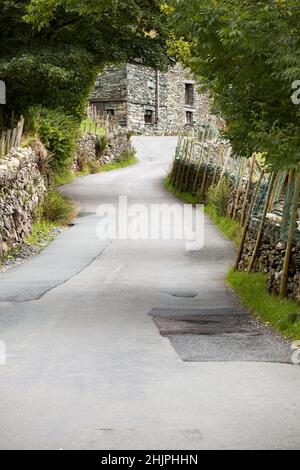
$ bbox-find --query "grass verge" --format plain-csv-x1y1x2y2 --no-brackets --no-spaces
37,191,77,226
26,220,57,248
204,204,242,246
54,170,76,187
101,153,138,172
54,153,137,187
164,177,199,204
227,269,300,340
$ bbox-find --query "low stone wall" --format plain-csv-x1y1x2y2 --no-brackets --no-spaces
171,158,300,301
75,128,131,168
237,224,300,300
77,133,97,162
100,128,131,164
0,146,47,256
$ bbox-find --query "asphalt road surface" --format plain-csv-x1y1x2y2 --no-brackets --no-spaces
0,136,299,450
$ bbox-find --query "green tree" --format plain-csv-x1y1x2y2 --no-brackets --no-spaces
169,0,300,170
0,0,170,122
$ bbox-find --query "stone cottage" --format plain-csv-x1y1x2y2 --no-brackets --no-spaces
89,62,217,135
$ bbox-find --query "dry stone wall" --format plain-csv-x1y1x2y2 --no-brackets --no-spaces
0,147,46,256
100,128,131,164
238,225,300,300
75,128,131,169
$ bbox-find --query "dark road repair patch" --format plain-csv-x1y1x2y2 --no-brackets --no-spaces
149,307,292,363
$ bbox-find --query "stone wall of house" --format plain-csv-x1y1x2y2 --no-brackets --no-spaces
89,66,128,127
126,63,167,135
89,62,222,135
165,64,219,134
126,63,220,135
171,157,300,301
0,147,47,256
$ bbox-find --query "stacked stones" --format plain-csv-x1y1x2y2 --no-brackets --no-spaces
99,128,131,164
75,128,131,169
0,147,46,256
76,134,97,163
238,226,300,300
226,180,254,220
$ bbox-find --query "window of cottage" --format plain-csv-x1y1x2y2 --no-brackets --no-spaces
185,83,194,106
106,109,115,117
145,110,154,124
186,111,193,125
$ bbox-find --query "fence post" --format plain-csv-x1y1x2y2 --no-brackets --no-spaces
232,158,246,220
184,139,195,192
234,171,264,270
176,137,189,188
248,172,276,272
280,170,294,240
192,127,209,194
199,142,213,199
0,130,5,158
179,137,191,191
240,154,256,227
11,127,17,149
211,143,223,186
5,129,11,154
280,170,300,298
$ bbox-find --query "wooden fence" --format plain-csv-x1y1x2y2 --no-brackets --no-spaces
171,124,300,298
0,116,25,158
86,105,118,134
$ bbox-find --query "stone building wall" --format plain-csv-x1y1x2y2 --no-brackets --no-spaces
165,65,217,134
0,147,47,256
89,62,220,135
89,66,128,127
126,62,168,134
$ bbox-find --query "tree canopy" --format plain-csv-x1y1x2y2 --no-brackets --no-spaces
169,0,300,170
0,0,170,121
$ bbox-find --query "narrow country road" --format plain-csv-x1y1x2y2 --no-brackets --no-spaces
0,136,299,450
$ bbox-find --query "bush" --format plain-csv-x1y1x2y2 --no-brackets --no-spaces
95,134,109,155
206,178,231,216
28,106,79,173
37,191,76,225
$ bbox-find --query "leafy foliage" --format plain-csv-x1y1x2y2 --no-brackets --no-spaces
0,0,170,122
28,106,79,172
169,0,300,170
37,191,76,225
